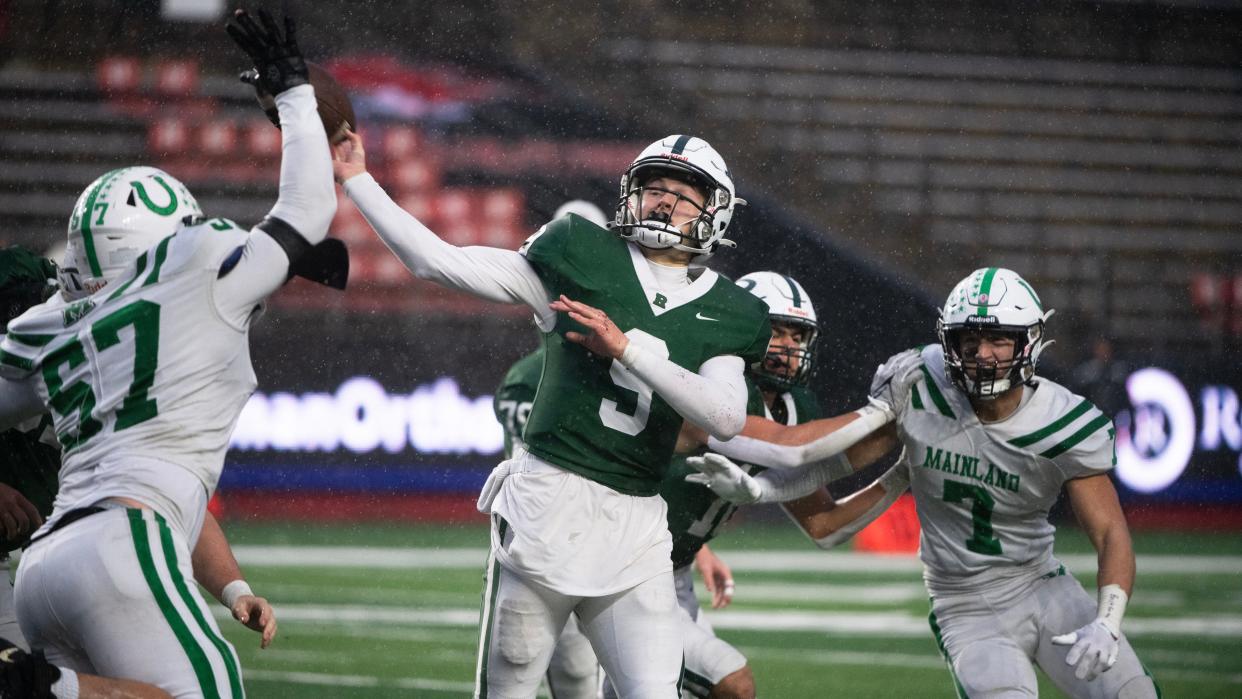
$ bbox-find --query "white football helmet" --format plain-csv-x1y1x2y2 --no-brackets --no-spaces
613,135,744,257
937,267,1053,400
62,166,201,299
737,271,819,391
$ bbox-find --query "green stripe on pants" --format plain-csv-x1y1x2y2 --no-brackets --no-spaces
155,513,244,698
475,551,503,698
928,605,971,699
129,509,220,698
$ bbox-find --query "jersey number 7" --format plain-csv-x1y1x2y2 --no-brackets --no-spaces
942,479,1003,555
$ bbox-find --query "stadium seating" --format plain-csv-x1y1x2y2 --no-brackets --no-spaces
603,37,1242,353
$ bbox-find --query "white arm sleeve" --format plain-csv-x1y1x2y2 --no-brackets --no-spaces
0,376,43,431
265,85,336,244
620,347,747,440
706,404,892,470
812,462,910,550
214,84,336,318
752,453,854,503
343,173,555,329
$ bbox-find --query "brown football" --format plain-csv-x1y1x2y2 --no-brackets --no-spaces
253,61,356,143
308,62,356,144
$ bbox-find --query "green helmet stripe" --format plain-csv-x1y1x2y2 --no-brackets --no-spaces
132,175,179,216
671,135,691,154
976,267,998,316
1016,278,1043,311
782,275,803,308
79,168,125,277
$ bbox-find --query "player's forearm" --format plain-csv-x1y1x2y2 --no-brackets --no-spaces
706,406,893,471
266,84,335,247
191,511,246,604
1093,522,1136,597
749,454,851,503
621,349,746,439
344,174,553,318
803,463,909,549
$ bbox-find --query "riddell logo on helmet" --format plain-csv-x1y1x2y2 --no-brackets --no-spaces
661,153,690,162
965,315,999,325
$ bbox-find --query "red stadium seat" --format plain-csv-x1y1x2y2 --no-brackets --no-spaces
154,59,200,97
148,118,190,155
480,188,523,225
198,120,238,156
383,127,424,160
97,56,142,93
245,121,283,158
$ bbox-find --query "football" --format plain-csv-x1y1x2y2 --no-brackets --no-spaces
307,62,356,143
252,61,356,143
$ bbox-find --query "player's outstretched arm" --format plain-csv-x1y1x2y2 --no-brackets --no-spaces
687,427,901,505
192,511,277,648
700,348,924,470
783,461,910,549
216,9,336,321
553,295,747,439
335,132,554,324
0,636,174,698
706,407,894,473
1051,473,1135,681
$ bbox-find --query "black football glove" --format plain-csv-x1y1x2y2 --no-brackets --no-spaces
239,68,282,127
226,8,308,97
0,637,60,699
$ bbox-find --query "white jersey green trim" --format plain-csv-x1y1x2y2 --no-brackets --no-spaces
893,345,1116,586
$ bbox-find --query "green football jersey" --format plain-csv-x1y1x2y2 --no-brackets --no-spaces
494,347,544,458
521,215,771,496
663,382,822,568
0,247,60,549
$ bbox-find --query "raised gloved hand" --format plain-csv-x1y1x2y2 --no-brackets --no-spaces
226,9,308,97
1051,619,1120,681
868,347,925,416
685,453,761,504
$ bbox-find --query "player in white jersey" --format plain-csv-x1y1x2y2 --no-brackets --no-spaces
0,9,337,698
690,268,1160,698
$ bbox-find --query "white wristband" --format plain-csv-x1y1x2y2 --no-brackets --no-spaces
51,668,80,699
1096,583,1127,638
222,579,254,609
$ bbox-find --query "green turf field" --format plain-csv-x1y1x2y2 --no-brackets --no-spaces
215,520,1242,697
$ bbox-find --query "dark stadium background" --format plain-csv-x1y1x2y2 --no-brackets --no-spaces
2,1,1240,527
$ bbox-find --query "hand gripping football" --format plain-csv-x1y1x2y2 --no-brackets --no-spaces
244,61,356,143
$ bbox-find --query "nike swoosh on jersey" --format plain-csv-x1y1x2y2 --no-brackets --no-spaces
695,312,719,321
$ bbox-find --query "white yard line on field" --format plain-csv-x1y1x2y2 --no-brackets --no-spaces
216,604,1242,638
231,546,1242,575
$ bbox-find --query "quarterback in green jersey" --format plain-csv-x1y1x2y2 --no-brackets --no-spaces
337,132,770,698
690,268,1159,699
